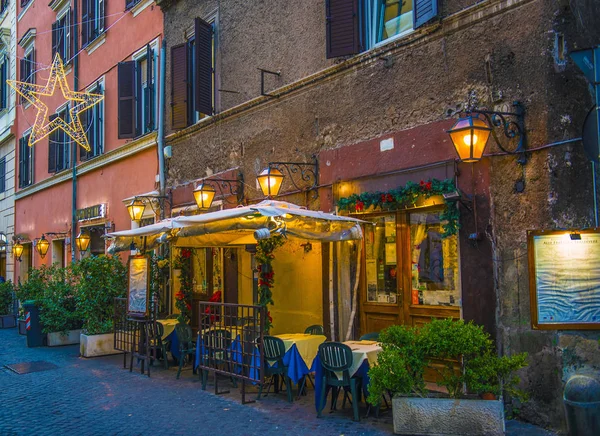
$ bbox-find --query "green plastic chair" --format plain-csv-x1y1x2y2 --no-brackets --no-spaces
175,323,197,379
147,321,169,370
257,336,293,403
199,329,237,390
304,325,324,335
359,332,380,341
317,342,362,421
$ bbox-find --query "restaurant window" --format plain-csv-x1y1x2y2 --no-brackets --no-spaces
18,133,34,188
410,211,460,306
81,0,105,47
325,0,438,58
0,54,8,111
48,105,71,173
52,8,72,63
365,214,398,304
81,80,104,161
171,17,215,129
192,248,223,296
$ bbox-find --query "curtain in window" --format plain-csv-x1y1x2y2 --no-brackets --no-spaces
359,0,384,51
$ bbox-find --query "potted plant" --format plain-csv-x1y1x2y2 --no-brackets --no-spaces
0,280,16,328
74,255,127,357
368,319,528,436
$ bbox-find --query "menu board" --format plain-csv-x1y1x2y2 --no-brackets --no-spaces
529,230,600,329
127,255,150,318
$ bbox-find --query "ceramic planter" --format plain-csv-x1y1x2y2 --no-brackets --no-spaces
47,329,82,346
392,395,505,436
80,333,122,357
0,314,16,328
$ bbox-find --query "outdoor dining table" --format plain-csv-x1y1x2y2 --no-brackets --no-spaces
273,333,326,386
194,325,246,371
156,319,180,360
314,340,383,411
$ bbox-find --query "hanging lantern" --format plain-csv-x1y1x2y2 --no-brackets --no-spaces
12,241,24,261
75,230,91,252
257,167,284,198
36,235,50,259
193,183,216,210
447,115,492,163
127,198,146,221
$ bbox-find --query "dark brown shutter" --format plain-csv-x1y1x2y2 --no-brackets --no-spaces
171,43,188,130
118,61,136,139
52,21,58,58
325,0,359,59
31,49,35,84
145,43,154,131
81,0,89,47
48,115,57,173
125,0,135,10
414,0,438,29
195,17,213,116
17,138,23,188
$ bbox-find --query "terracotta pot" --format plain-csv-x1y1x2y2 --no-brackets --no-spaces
481,392,497,400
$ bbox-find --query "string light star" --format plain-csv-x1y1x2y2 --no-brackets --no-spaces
7,53,104,152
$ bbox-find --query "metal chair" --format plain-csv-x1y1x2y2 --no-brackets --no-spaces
317,342,362,421
257,336,293,403
147,321,169,370
359,332,380,341
305,324,324,335
175,323,197,379
199,329,237,390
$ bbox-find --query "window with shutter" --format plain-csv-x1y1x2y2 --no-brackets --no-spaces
0,56,7,111
48,114,58,173
125,0,139,10
81,0,89,47
326,0,359,58
195,17,213,117
171,43,188,130
82,81,104,161
18,134,33,188
0,157,5,193
117,61,136,139
414,0,438,29
17,138,23,188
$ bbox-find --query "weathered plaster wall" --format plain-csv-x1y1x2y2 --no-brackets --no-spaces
163,0,600,431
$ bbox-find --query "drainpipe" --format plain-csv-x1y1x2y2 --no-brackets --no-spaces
157,39,167,219
71,0,79,263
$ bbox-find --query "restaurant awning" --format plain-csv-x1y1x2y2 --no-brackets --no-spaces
106,200,366,252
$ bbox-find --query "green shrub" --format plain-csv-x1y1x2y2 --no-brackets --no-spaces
37,264,80,334
73,255,127,335
367,318,528,405
0,280,15,314
15,267,48,304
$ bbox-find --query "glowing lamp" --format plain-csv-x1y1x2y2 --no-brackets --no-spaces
257,167,284,197
12,241,24,261
127,198,146,221
193,183,216,210
447,116,492,163
75,230,91,252
36,235,50,259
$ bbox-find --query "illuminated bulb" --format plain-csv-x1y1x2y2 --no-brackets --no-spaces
463,133,478,146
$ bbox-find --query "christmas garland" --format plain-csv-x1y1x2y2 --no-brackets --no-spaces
337,178,460,238
173,248,193,324
255,234,285,331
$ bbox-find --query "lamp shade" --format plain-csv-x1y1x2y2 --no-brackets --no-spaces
447,116,492,163
193,183,216,210
36,235,50,259
12,241,24,261
257,167,284,197
75,231,91,252
127,198,146,221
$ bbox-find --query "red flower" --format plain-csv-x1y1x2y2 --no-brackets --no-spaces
420,180,425,186
175,292,184,300
267,311,273,323
425,182,432,191
381,194,387,203
356,201,364,212
186,303,192,311
386,194,394,203
181,249,191,259
209,290,222,303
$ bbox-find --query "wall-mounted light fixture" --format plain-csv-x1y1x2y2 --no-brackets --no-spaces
12,240,24,261
75,230,91,252
36,235,50,259
127,192,173,222
447,101,526,164
193,174,245,210
257,158,318,198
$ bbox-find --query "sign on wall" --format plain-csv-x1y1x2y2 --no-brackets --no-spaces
528,229,600,330
76,204,107,222
127,255,150,318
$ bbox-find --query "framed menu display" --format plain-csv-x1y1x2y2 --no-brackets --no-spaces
127,255,151,318
528,229,600,330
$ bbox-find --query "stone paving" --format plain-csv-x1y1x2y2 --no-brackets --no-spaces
0,327,556,435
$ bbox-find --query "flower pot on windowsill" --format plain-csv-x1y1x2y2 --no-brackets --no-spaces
0,314,16,329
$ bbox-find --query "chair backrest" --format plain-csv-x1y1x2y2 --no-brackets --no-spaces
359,332,380,341
262,335,286,361
305,324,324,335
175,323,193,348
166,314,179,320
147,321,164,341
203,329,232,352
318,342,353,373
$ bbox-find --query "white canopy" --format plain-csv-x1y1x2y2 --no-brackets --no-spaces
106,200,365,252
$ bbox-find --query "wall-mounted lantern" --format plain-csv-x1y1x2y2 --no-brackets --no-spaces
193,174,245,211
75,230,91,252
36,235,50,259
257,158,318,198
193,183,216,210
12,240,24,261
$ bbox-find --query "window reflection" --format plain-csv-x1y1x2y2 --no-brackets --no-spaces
365,214,398,304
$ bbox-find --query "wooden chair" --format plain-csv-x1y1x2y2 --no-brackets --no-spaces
317,342,362,421
175,323,197,379
257,336,293,403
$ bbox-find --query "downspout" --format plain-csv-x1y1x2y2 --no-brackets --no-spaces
71,0,79,263
157,39,166,219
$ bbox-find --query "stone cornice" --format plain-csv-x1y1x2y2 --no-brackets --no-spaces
166,0,536,146
15,132,158,200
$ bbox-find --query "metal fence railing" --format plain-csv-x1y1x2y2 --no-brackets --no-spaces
197,302,266,404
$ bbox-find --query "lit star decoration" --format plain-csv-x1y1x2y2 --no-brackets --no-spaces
7,53,103,152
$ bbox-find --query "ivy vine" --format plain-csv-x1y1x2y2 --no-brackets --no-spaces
173,248,193,324
255,234,285,331
337,178,460,238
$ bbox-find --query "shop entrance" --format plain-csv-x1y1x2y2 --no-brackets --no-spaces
359,208,461,336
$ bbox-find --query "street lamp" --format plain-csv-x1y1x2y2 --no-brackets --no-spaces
36,235,50,259
75,230,91,252
257,167,284,198
447,116,492,163
127,198,146,221
12,241,23,261
193,183,216,210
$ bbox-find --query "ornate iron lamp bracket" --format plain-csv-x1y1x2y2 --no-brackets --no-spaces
268,157,319,197
201,173,245,205
133,191,173,216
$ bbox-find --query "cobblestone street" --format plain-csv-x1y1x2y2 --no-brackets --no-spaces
0,328,555,435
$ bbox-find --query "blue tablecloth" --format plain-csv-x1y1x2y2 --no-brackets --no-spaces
313,355,371,412
166,330,180,360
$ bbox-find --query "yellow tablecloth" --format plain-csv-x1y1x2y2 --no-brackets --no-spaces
157,319,179,340
199,325,246,338
275,333,327,368
342,340,382,378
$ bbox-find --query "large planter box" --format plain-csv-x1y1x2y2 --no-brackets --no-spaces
0,314,16,328
80,333,121,357
18,319,27,335
47,329,82,347
392,396,505,436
